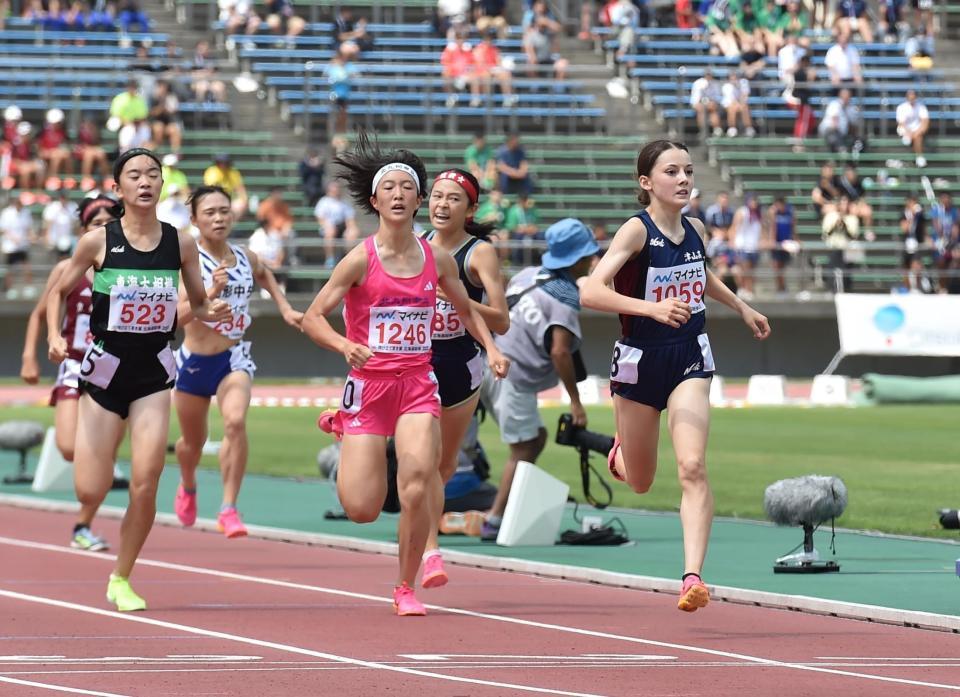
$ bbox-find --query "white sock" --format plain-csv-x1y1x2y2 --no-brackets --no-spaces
487,515,502,527
422,549,442,562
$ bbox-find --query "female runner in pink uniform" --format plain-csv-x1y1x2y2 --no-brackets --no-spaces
303,133,509,616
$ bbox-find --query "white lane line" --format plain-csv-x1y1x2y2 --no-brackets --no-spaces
1,535,959,692
817,657,960,661
0,589,606,697
0,675,130,697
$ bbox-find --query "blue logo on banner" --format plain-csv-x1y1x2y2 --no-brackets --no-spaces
873,304,905,333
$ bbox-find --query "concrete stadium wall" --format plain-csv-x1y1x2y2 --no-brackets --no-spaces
4,299,958,380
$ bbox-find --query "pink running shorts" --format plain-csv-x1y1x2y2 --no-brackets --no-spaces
339,366,441,437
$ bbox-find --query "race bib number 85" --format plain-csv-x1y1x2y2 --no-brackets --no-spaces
645,261,706,313
368,305,433,353
432,299,464,340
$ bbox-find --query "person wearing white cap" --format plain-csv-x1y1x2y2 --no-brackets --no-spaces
3,105,23,142
477,217,599,541
9,121,44,190
38,108,73,189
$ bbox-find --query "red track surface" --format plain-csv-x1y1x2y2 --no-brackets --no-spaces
0,505,958,697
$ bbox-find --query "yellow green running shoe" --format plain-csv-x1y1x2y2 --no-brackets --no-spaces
106,574,146,612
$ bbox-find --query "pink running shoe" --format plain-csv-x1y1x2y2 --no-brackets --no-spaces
217,507,248,539
174,484,197,527
607,434,625,482
393,582,426,616
317,410,344,440
421,553,448,589
677,573,710,613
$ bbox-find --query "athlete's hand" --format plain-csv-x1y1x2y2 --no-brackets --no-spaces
202,298,232,324
649,298,691,328
282,308,304,329
47,335,68,365
488,348,510,379
20,355,40,384
343,342,373,370
209,263,229,298
742,306,771,340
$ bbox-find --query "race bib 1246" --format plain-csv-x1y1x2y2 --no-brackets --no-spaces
368,305,433,353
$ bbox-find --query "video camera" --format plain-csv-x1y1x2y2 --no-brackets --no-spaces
555,414,615,509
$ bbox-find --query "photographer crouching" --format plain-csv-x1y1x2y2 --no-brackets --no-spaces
478,219,599,541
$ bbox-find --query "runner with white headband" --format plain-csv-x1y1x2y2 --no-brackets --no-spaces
303,132,509,616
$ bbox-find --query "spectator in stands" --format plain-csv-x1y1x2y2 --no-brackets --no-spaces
809,0,831,31
721,70,755,137
160,153,189,202
705,190,734,241
731,193,763,298
733,1,764,51
465,132,497,191
505,191,541,265
3,104,22,143
812,162,841,216
38,109,73,189
221,0,259,35
117,117,153,154
932,191,958,292
676,0,700,30
475,186,510,241
896,89,930,168
777,34,807,87
786,52,816,147
191,41,227,102
781,1,809,37
905,24,935,69
736,36,767,79
148,80,182,154
473,28,517,107
203,153,248,220
496,133,533,196
261,0,305,43
157,184,192,234
757,0,786,56
822,195,861,290
9,122,44,190
818,87,862,153
42,190,78,260
435,0,471,38
825,29,862,87
110,78,148,127
523,0,569,80
441,33,479,109
690,68,723,137
1,196,35,297
706,218,737,291
608,0,643,65
314,180,359,268
879,0,905,40
331,6,373,60
257,186,294,238
681,188,706,225
766,196,798,293
703,0,739,57
248,224,286,292
75,116,109,191
475,0,509,39
900,192,929,288
835,0,873,42
912,0,934,37
298,146,324,206
834,163,874,234
86,0,116,30
117,0,149,32
325,48,356,133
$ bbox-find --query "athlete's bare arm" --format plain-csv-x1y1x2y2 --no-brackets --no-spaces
22,259,68,382
580,216,692,328
47,228,105,364
179,232,231,324
467,241,510,335
247,247,303,329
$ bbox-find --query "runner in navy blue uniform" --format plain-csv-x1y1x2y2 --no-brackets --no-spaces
581,140,770,613
419,168,510,588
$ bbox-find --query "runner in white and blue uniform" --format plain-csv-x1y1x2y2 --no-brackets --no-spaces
418,168,510,588
580,140,770,614
172,185,303,540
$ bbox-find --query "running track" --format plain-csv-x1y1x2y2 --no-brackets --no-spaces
0,505,958,697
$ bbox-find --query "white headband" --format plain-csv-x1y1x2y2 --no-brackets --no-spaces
372,162,420,194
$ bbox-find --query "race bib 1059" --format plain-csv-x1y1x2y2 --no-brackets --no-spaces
645,261,706,314
368,305,433,353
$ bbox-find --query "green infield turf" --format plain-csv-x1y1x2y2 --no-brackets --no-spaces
1,403,957,539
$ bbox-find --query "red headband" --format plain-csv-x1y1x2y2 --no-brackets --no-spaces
81,198,117,226
434,170,478,205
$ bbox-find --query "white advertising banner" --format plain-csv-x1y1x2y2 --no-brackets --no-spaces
835,293,960,357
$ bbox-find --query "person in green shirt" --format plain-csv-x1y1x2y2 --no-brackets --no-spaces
109,79,148,126
504,192,540,265
160,154,190,202
464,132,496,191
705,0,740,57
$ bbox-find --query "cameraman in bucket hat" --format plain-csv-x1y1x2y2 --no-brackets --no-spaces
478,218,599,540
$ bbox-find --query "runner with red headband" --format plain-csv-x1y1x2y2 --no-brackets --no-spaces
417,168,510,589
303,133,509,616
20,194,123,553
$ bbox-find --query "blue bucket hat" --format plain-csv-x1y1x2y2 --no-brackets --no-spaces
541,218,599,270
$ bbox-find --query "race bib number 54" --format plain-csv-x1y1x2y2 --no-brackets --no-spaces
645,261,706,314
368,305,433,353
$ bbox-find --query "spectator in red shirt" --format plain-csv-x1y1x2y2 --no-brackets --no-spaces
9,122,44,190
441,33,480,108
676,0,699,29
472,29,516,107
3,105,22,144
38,108,73,187
74,115,110,191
